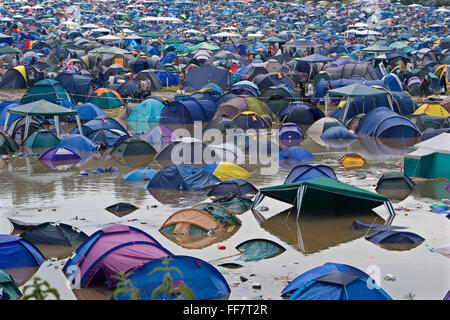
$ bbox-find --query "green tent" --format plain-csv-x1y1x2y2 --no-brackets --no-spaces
111,136,156,157
0,46,21,54
0,269,22,300
187,42,221,52
360,43,393,53
236,239,285,262
192,203,241,226
253,177,394,219
20,79,73,105
213,197,253,214
137,31,163,38
22,130,60,149
259,86,300,115
3,100,83,141
0,130,19,155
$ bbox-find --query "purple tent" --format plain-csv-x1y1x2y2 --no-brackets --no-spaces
279,123,304,140
141,126,177,144
445,290,450,300
38,147,81,161
62,224,172,288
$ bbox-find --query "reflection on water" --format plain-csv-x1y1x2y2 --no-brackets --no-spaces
4,267,40,287
413,179,450,200
32,243,82,260
256,207,386,254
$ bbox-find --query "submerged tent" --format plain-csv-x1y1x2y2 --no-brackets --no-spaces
112,255,230,300
213,196,253,214
404,133,450,179
366,230,425,251
236,239,285,262
355,107,420,139
202,162,250,181
207,178,258,198
63,224,172,288
0,269,22,300
127,99,165,123
58,134,98,152
284,164,337,184
0,235,44,271
69,103,106,122
19,222,88,246
111,136,156,157
105,203,139,217
22,130,60,150
148,164,221,191
282,262,391,300
253,177,395,219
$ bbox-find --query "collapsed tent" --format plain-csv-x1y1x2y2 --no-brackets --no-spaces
236,239,286,262
63,224,172,288
207,178,257,198
366,230,425,251
19,222,88,246
148,164,221,191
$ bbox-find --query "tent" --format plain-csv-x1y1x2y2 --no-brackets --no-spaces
39,147,81,162
278,102,324,126
253,73,296,91
55,73,96,104
3,100,83,141
155,138,236,165
0,130,19,155
0,269,22,300
86,129,129,148
215,96,275,121
366,230,425,251
147,164,221,191
19,222,88,246
232,111,272,130
127,99,165,123
375,171,415,199
207,178,258,198
253,177,395,219
112,256,230,300
20,79,73,105
0,101,21,127
86,88,124,109
355,107,420,139
282,262,391,300
105,203,139,217
159,99,217,124
0,65,40,90
259,86,300,115
202,162,250,181
306,117,346,137
412,104,450,118
122,168,158,181
277,147,315,168
213,196,253,214
404,133,450,179
62,224,172,288
236,239,286,262
204,117,242,134
284,164,337,184
57,134,98,152
326,83,392,123
279,123,304,141
111,136,156,157
22,130,60,150
69,103,106,122
184,65,232,90
72,116,128,136
141,126,177,145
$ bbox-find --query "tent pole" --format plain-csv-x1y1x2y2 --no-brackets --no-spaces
54,116,60,138
296,185,306,221
387,94,394,112
24,115,31,142
75,114,83,136
251,193,265,210
3,112,10,130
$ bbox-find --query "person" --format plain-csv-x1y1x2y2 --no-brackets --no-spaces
440,71,447,94
307,80,314,105
143,78,151,97
419,75,429,98
324,81,332,95
299,78,306,100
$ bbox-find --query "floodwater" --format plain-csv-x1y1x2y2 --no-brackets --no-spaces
1,133,449,300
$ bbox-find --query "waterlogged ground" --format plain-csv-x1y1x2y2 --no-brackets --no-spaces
1,134,449,301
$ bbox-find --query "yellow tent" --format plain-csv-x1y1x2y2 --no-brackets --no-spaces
206,162,250,180
413,104,450,117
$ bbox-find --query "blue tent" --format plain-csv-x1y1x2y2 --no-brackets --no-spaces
282,262,392,300
0,101,21,126
55,73,95,104
321,126,356,140
147,164,221,191
156,70,179,86
159,99,217,124
277,147,315,162
86,129,129,147
58,134,98,152
355,107,420,138
382,74,403,92
69,103,106,122
0,235,44,269
127,99,165,122
112,255,230,300
183,66,232,90
284,164,337,184
278,102,324,125
366,230,425,244
159,51,177,65
72,116,128,136
123,168,158,181
253,73,295,91
230,80,260,97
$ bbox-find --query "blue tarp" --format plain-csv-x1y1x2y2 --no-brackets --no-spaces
147,164,221,191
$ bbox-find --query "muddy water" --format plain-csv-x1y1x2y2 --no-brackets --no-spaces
0,137,449,300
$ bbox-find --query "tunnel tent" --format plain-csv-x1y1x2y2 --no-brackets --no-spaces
326,83,392,123
3,100,83,141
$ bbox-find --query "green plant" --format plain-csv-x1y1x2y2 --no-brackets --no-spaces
112,272,140,300
21,276,60,300
150,257,194,300
404,292,416,300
